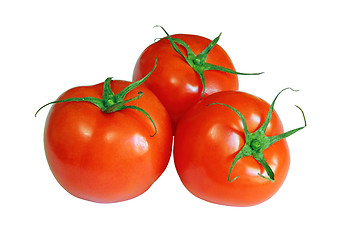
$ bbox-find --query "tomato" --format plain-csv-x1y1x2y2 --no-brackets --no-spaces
174,88,306,206
38,64,173,203
133,26,261,133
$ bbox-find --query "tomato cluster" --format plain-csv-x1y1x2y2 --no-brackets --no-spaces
37,26,305,206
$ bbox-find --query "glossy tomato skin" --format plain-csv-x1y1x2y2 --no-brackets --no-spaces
133,34,239,133
174,91,290,207
44,81,173,203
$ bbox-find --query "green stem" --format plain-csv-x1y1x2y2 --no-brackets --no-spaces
102,91,144,113
154,25,263,99
207,88,306,182
36,59,159,137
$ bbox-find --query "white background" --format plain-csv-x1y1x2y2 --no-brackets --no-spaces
1,0,359,239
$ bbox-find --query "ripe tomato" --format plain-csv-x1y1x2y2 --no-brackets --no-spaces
133,26,261,133
174,89,305,206
39,70,173,203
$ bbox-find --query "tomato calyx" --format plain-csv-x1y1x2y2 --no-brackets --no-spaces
36,59,159,137
208,88,307,182
154,25,263,99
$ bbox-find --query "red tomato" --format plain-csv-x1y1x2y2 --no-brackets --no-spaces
133,28,253,133
40,77,173,203
174,89,305,206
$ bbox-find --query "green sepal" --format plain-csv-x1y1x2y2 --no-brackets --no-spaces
207,88,307,182
36,59,159,137
124,105,158,137
102,77,115,103
35,97,104,117
114,60,157,103
154,25,263,99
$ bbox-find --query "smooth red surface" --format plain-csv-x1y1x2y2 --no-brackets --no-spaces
133,34,238,133
174,91,290,207
44,81,173,203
